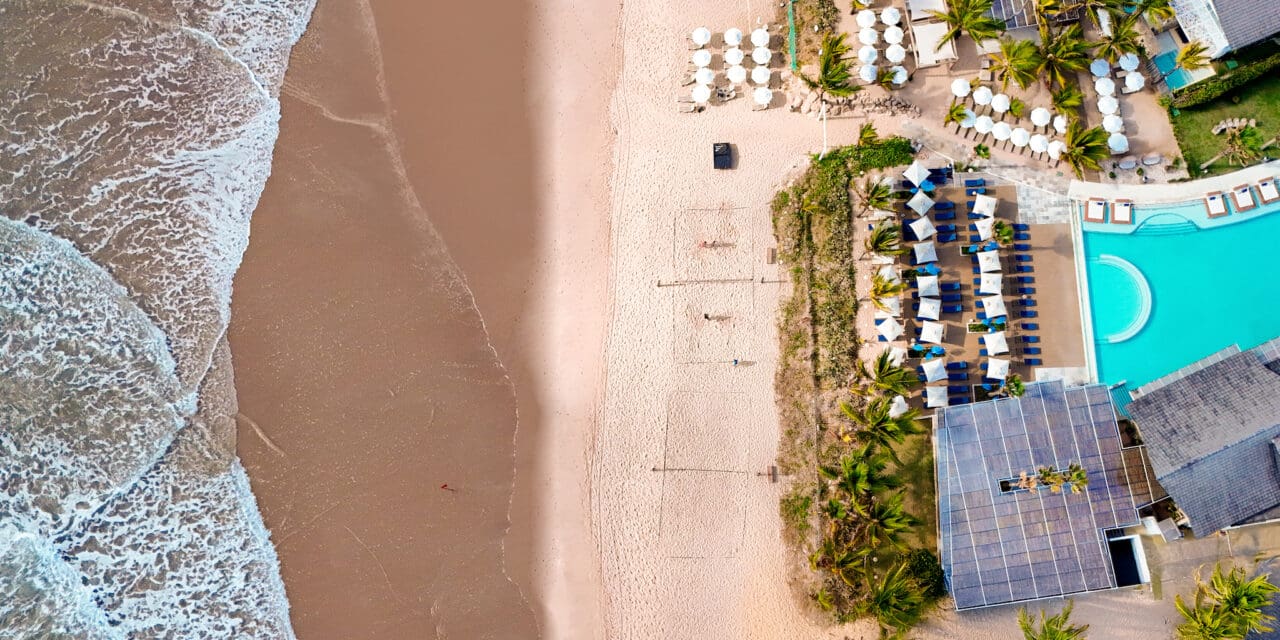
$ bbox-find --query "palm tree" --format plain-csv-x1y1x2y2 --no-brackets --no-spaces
810,537,860,586
1095,14,1142,63
801,33,860,159
859,121,880,147
861,563,927,637
1005,372,1026,396
1223,126,1263,166
1069,0,1123,29
1032,22,1091,90
822,498,850,533
1198,564,1280,636
862,492,920,551
863,221,906,259
855,177,894,217
1136,0,1174,22
843,396,924,459
865,349,918,396
945,102,969,133
820,442,904,505
989,37,1039,91
1162,41,1212,83
993,219,1014,245
1051,84,1084,115
1061,121,1110,178
928,0,1006,52
869,272,907,309
1009,97,1026,122
974,143,991,159
1064,463,1089,494
1019,600,1089,639
1038,465,1064,493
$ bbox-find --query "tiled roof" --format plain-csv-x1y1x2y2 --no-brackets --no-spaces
1214,0,1280,51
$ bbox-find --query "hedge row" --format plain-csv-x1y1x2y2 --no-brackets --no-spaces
1171,52,1280,108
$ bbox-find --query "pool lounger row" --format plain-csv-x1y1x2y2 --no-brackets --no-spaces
1085,198,1107,223
1232,184,1257,212
1205,191,1228,218
1259,178,1280,204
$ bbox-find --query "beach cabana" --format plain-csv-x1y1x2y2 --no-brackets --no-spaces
920,320,945,345
1204,191,1227,218
908,190,935,215
912,21,958,67
925,385,949,408
876,296,903,318
877,316,904,341
986,357,1010,381
984,331,1009,355
1258,178,1280,203
916,274,940,297
1232,185,1257,211
981,294,1007,318
975,216,995,240
903,160,930,187
979,272,1003,295
1111,199,1133,224
879,264,901,284
889,395,910,418
972,193,998,217
906,0,947,20
922,358,946,382
1090,58,1110,77
910,215,936,240
917,296,942,320
951,78,971,100
977,249,1001,273
1119,52,1140,72
914,241,938,264
1085,198,1107,223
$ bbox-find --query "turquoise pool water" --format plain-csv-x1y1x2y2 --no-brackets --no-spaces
1154,51,1194,91
1082,200,1280,387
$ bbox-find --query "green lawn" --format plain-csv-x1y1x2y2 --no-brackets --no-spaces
1170,73,1280,176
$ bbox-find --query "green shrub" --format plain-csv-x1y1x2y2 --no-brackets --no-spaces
1171,52,1280,108
904,549,947,601
780,490,813,539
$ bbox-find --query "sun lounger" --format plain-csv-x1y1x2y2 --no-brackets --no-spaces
967,188,986,195
934,212,956,221
967,223,979,232
968,212,986,220
941,282,961,292
1013,223,1030,231
1014,232,1031,241
1022,323,1039,330
935,201,956,210
965,201,976,209
1014,254,1032,262
937,232,957,243
1018,299,1037,307
964,178,986,187
1204,191,1228,218
1019,310,1038,318
1231,185,1257,212
1014,243,1031,251
972,277,983,285
1025,358,1043,366
952,397,971,405
1022,335,1040,343
969,234,983,242
1018,287,1036,295
1016,276,1034,284
976,311,988,320
1085,198,1107,223
946,362,969,371
936,224,957,233
1015,265,1034,273
1111,199,1133,224
1258,178,1280,204
979,348,989,356
948,385,969,394
1023,347,1041,354
948,372,969,381
941,294,963,303
972,266,983,275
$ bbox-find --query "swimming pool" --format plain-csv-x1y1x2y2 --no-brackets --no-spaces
1081,198,1280,388
1153,51,1194,91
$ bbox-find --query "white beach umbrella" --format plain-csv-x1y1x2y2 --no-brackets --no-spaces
979,272,1003,295
926,385,949,408
695,67,716,86
1103,114,1124,133
903,160,930,187
992,121,1012,142
1108,132,1129,153
908,191,935,215
889,395,910,418
879,265,901,284
860,63,879,83
1047,140,1066,160
975,216,995,240
987,357,1010,381
753,47,773,65
973,86,993,106
990,93,1011,114
692,84,712,104
886,44,907,63
753,87,773,106
951,78,972,99
1095,76,1116,96
857,9,878,28
858,45,878,64
875,296,902,318
751,27,770,47
727,65,747,84
1030,133,1049,154
916,274,940,296
752,66,772,85
724,27,744,47
977,250,1001,273
692,27,712,47
1030,107,1051,128
860,27,879,46
910,216,937,240
1125,71,1146,91
1098,95,1119,115
885,25,905,44
917,296,942,320
1053,114,1069,134
882,6,902,25
920,320,946,345
914,241,938,264
985,331,1009,355
1011,127,1031,148
877,316,904,341
922,357,946,381
975,115,994,135
981,294,1008,317
973,193,998,217
724,47,745,66
1119,52,1140,72
1090,58,1110,77
693,49,713,67
891,65,909,85
960,108,977,129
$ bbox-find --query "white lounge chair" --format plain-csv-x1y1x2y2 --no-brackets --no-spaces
1111,199,1133,224
1232,184,1257,212
1085,198,1107,223
1205,191,1228,218
1258,178,1280,204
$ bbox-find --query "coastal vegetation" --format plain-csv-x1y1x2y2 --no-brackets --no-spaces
1019,600,1089,639
771,134,940,635
1174,563,1279,639
1169,70,1280,176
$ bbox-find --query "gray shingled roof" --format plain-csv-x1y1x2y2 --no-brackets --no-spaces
1214,0,1280,52
1127,349,1280,534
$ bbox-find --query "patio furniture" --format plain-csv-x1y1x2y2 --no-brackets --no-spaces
1022,335,1040,343
1015,276,1034,284
1018,299,1037,307
948,372,969,381
1012,223,1029,231
1025,358,1042,366
1204,192,1228,218
1259,178,1280,204
1085,198,1107,223
1014,232,1031,241
1232,185,1257,211
1015,265,1034,273
1112,199,1133,224
1014,254,1033,262
1019,310,1038,318
1023,347,1042,354
964,178,986,187
1022,323,1039,330
1014,243,1031,251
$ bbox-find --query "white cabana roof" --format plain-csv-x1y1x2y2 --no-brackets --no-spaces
985,331,1009,355
876,296,903,318
973,192,999,216
987,357,1010,381
981,294,1008,317
916,274,940,297
904,160,930,187
878,316,904,341
977,249,1001,273
889,395,910,417
1119,52,1140,72
1090,58,1110,77
914,241,938,264
879,264,901,284
922,358,946,382
920,320,945,345
908,189,935,214
975,216,995,240
979,272,1003,295
912,21,958,67
917,296,942,320
925,385,949,408
907,0,948,21
910,215,937,240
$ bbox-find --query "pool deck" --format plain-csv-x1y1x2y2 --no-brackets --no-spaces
1067,160,1280,205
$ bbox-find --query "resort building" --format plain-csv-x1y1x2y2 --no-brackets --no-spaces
1169,0,1280,58
935,381,1153,610
1125,337,1280,536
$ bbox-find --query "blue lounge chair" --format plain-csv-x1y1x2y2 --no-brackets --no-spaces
948,385,969,394
948,372,969,381
1023,323,1039,331
1014,243,1032,251
982,377,1004,385
967,188,986,195
914,328,923,335
1023,347,1042,355
937,224,957,233
1015,265,1034,273
967,223,979,231
911,292,921,299
1025,358,1043,366
1019,310,1038,318
935,211,956,221
1014,254,1033,262
976,311,987,320
964,178,986,187
920,264,942,275
972,266,982,275
1014,232,1031,241
937,232,957,243
981,383,998,392
1018,287,1036,295
980,362,989,370
1016,276,1035,284
947,362,968,371
935,201,956,210
877,336,888,342
979,348,989,356
942,304,963,313
969,234,983,243
1013,223,1030,231
972,277,982,285
1019,299,1037,307
965,200,976,209
967,212,986,220
941,282,961,291
911,302,920,310
1022,335,1040,343
941,293,962,303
